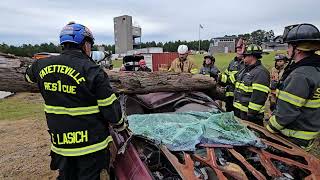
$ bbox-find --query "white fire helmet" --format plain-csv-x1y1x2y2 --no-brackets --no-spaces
177,45,188,54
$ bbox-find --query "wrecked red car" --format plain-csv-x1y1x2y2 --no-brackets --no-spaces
110,92,320,180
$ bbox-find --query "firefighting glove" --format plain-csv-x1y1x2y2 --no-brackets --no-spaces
112,114,128,132
113,122,128,132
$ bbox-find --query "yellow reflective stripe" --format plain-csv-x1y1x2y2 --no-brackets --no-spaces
252,83,270,93
269,115,284,130
25,74,34,83
278,90,306,107
235,82,253,92
302,142,314,152
276,89,280,97
248,102,265,112
204,74,210,77
225,92,234,97
44,105,100,116
280,129,320,140
97,94,117,107
233,102,248,112
225,70,237,75
266,124,276,133
277,89,320,108
221,74,228,83
233,102,242,111
191,68,198,74
229,74,236,84
51,136,113,156
248,44,262,51
115,116,124,125
304,99,320,108
238,83,253,92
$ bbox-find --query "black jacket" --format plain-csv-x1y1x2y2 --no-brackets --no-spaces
199,65,220,80
233,60,270,119
219,57,245,97
137,66,152,72
25,50,122,156
267,54,320,142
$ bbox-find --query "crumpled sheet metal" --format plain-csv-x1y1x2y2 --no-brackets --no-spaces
161,120,320,180
161,146,200,180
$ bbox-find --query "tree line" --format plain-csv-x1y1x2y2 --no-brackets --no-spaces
0,29,275,57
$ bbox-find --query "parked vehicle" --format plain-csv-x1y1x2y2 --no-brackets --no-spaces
91,51,113,70
121,55,144,71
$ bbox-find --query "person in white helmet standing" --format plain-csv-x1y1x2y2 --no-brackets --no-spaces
168,45,198,74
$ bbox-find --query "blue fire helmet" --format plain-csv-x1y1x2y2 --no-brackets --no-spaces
59,22,94,45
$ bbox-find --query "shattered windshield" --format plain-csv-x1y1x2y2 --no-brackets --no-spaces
128,111,265,151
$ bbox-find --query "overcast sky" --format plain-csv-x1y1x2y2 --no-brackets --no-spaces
1,0,320,45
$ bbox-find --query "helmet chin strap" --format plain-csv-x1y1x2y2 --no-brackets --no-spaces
80,46,87,56
288,46,296,61
283,45,296,73
80,41,91,57
80,45,94,62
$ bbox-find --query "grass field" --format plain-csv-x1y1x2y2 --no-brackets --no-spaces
113,59,123,68
113,50,286,71
0,93,44,121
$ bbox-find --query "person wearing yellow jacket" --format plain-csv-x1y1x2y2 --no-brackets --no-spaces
169,45,198,74
269,54,288,111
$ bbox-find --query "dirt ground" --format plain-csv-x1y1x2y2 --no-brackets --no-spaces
0,93,57,179
0,93,319,179
0,118,57,179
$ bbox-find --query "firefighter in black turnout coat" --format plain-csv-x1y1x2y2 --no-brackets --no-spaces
25,22,123,179
233,44,270,125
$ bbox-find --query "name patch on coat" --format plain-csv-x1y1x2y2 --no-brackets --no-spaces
51,130,88,145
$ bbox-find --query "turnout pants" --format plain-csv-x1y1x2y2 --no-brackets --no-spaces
50,149,110,180
234,109,264,126
225,96,235,112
